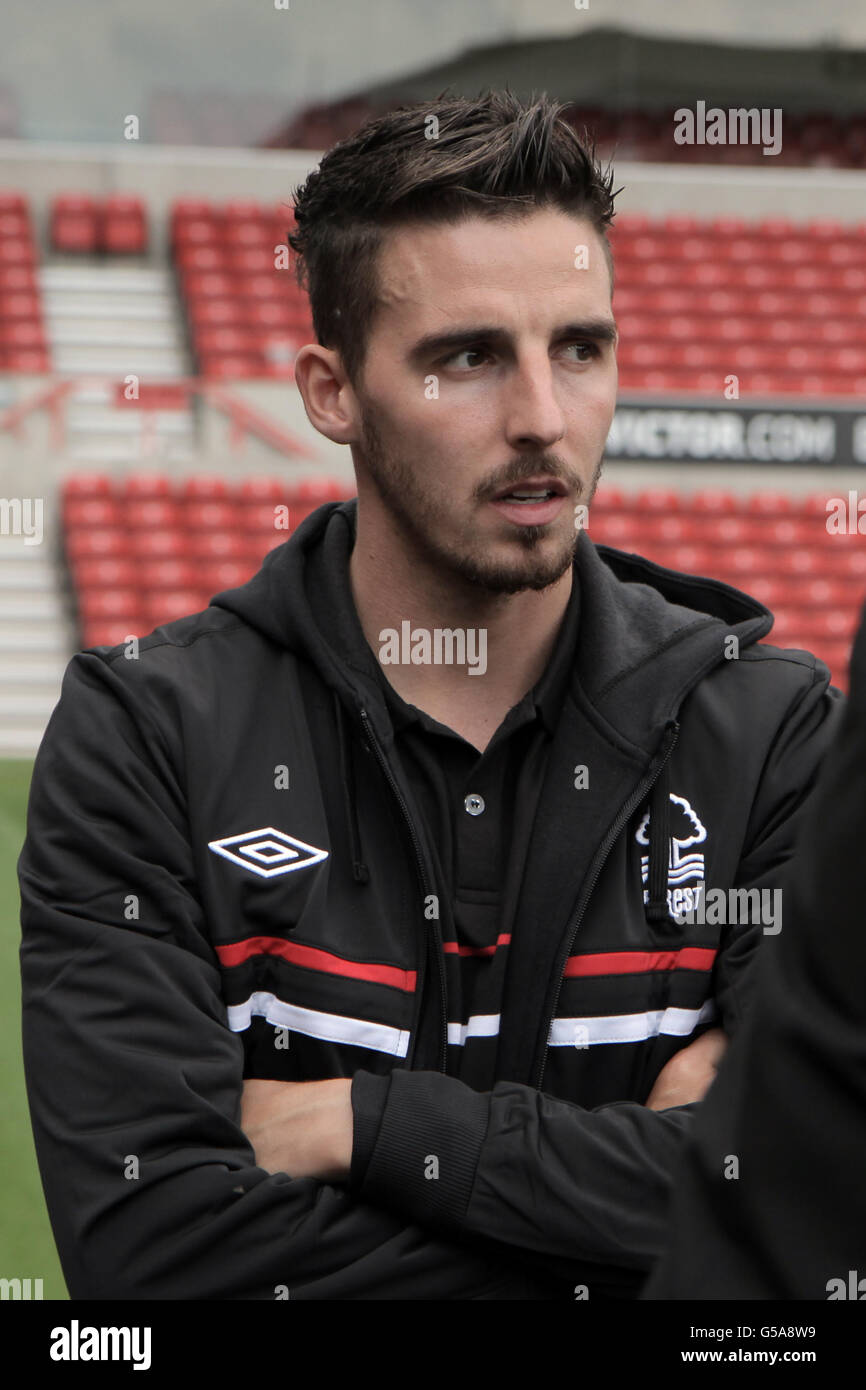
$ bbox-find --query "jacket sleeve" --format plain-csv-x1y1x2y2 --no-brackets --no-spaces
347,655,845,1288
712,655,845,1036
644,614,866,1299
18,650,561,1301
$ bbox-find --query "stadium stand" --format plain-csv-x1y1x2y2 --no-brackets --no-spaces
171,197,312,378
610,215,866,396
62,471,353,647
49,193,148,256
0,193,48,374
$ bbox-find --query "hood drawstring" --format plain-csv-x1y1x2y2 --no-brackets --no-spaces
333,690,370,885
645,758,672,926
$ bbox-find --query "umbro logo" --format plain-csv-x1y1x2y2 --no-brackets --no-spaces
208,827,329,878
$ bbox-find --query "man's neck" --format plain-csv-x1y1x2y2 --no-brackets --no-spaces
348,509,573,744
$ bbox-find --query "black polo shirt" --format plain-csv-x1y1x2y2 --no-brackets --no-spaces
308,512,581,1089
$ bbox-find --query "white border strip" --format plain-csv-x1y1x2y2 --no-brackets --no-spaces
227,991,410,1058
447,1014,501,1047
548,999,716,1047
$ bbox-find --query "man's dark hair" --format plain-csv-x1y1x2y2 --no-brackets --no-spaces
287,90,618,387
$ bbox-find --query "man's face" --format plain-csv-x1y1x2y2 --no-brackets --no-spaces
351,206,618,594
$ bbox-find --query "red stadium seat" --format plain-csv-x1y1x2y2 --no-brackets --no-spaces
121,472,174,500
240,500,292,535
130,531,186,561
182,500,238,532
65,530,127,561
586,514,639,548
199,558,259,591
62,473,113,502
103,209,148,255
187,532,248,561
77,589,141,622
82,620,141,649
746,575,789,609
176,246,228,273
200,354,261,378
236,476,293,504
744,491,793,516
224,200,267,222
140,560,201,593
63,497,123,529
124,500,183,531
688,489,739,515
72,558,139,591
50,194,100,253
181,475,230,501
588,485,625,513
142,590,207,626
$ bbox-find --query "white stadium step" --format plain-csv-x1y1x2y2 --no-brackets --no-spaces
0,692,61,719
66,408,194,437
47,322,185,349
0,562,58,592
39,266,174,294
0,726,56,757
42,294,177,320
0,659,69,685
0,594,68,621
66,437,196,462
0,626,72,650
52,348,188,375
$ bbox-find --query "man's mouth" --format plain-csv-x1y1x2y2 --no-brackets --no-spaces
488,479,569,528
491,478,568,503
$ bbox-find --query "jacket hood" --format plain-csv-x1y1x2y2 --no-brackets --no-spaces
210,496,773,746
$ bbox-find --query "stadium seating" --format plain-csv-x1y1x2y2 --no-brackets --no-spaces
14,186,862,393
49,194,148,255
588,486,862,689
0,192,49,371
62,472,353,648
171,197,311,379
610,217,866,394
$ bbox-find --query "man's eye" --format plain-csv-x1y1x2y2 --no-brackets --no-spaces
565,342,598,362
444,347,489,369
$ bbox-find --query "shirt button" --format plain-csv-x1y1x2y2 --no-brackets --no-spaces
464,793,485,816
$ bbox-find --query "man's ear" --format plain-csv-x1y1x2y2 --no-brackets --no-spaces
293,344,360,445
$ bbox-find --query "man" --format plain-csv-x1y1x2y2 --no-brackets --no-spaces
19,92,841,1300
645,602,866,1301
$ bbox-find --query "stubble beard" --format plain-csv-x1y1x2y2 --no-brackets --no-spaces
357,406,604,596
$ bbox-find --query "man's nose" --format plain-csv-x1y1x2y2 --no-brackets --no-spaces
503,356,566,450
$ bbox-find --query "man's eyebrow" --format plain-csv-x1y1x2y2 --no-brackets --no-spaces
406,318,619,365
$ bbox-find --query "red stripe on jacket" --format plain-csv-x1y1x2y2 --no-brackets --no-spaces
214,935,417,992
564,947,717,978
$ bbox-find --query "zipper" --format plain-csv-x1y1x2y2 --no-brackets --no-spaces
533,718,680,1090
359,708,448,1072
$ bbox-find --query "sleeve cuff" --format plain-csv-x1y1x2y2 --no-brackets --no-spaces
349,1070,393,1187
350,1068,491,1230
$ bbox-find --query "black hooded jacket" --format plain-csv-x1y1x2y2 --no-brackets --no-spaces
19,499,842,1299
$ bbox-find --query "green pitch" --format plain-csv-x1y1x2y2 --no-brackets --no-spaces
0,759,68,1299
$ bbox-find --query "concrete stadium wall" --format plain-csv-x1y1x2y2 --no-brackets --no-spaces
2,141,866,237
